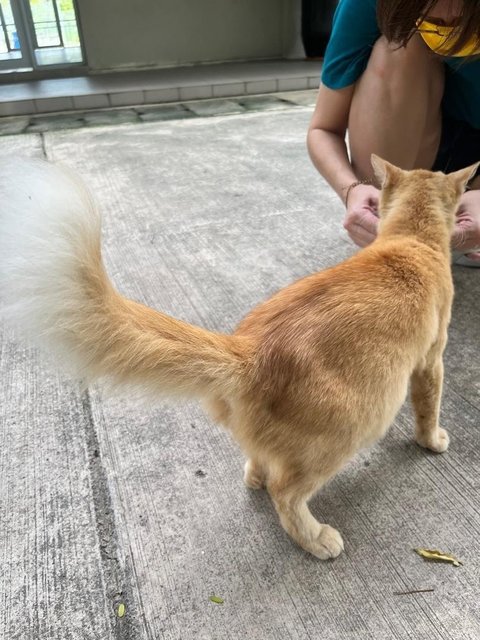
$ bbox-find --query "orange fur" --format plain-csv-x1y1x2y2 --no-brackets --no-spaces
2,156,478,559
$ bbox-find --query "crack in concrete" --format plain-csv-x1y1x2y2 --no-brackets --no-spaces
40,131,47,157
81,390,137,640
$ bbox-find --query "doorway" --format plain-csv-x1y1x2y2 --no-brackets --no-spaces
0,0,83,73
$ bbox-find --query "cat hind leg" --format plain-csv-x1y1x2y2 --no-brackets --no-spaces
243,458,266,489
268,468,344,560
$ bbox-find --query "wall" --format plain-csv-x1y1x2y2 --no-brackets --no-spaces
76,0,297,72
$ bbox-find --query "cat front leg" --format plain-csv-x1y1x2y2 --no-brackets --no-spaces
411,356,449,453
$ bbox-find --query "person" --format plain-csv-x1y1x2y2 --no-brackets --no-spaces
307,0,480,265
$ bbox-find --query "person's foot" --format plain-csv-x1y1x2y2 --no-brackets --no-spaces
452,250,480,267
452,191,480,266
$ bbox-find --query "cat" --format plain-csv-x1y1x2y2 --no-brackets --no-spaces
0,155,477,560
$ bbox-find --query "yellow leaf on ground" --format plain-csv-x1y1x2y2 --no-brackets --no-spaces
414,548,462,567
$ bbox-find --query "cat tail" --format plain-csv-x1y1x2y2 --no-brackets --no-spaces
0,158,252,399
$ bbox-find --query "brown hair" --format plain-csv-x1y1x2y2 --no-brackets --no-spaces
377,0,480,56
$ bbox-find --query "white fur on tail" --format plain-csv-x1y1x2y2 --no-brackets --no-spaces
0,158,248,397
0,158,102,366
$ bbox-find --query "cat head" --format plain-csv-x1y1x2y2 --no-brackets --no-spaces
370,154,479,225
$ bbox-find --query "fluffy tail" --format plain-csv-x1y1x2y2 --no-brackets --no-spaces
0,158,251,398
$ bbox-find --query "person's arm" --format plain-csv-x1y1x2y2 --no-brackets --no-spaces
307,84,380,247
307,83,357,202
307,0,381,247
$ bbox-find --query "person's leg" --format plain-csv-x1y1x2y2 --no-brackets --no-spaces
348,34,445,182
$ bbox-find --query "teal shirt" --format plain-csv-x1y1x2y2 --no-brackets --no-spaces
321,0,480,129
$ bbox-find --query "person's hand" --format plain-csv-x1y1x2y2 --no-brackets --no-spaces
452,190,480,261
343,184,380,247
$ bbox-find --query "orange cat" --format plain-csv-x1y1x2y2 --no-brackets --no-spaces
0,156,476,559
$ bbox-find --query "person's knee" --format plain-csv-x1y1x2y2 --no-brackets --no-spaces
367,34,435,84
348,34,444,175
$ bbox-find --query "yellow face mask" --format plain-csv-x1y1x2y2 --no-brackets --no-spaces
417,18,480,56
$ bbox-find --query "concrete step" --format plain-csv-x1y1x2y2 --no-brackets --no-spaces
0,59,322,117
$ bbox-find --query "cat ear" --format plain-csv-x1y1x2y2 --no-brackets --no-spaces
371,154,402,187
448,163,480,193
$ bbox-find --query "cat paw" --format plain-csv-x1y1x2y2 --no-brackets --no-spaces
243,459,265,489
416,427,450,453
311,525,344,560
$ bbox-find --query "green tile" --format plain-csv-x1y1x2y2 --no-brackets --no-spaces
0,117,30,136
185,99,245,117
239,95,292,112
26,114,85,133
83,109,140,127
136,104,195,122
274,90,317,107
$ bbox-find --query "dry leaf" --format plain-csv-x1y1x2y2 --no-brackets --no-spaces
209,595,224,604
414,548,462,567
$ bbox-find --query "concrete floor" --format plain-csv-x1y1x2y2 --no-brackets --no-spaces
1,96,480,640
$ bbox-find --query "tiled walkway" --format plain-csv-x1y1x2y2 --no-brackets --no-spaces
0,59,322,117
0,90,318,135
